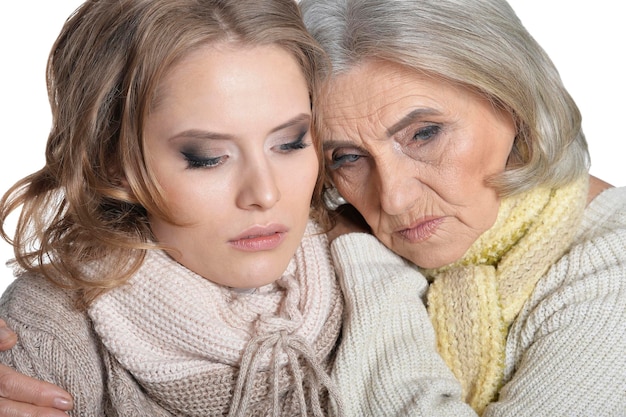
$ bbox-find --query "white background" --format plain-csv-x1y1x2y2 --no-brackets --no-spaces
0,1,624,292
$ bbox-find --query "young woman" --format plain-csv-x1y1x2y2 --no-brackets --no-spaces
0,0,346,415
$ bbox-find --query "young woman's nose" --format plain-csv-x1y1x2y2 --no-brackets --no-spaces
236,158,281,210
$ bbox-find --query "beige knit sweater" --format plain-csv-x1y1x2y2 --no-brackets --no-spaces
330,186,626,416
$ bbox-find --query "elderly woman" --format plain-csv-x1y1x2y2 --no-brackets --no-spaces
300,0,626,416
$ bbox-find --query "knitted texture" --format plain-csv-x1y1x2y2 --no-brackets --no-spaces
329,233,477,416
326,186,625,416
87,220,344,416
424,176,589,414
1,186,624,416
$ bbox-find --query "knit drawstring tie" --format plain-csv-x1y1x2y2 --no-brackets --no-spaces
229,274,345,417
229,329,344,417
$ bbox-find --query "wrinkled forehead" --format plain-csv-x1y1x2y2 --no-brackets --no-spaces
316,60,467,142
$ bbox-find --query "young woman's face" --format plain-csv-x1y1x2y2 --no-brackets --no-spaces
321,61,516,269
144,44,318,288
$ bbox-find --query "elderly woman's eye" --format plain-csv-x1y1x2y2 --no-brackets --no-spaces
413,125,440,141
329,152,361,170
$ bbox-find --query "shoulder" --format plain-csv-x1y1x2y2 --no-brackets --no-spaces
574,184,625,259
567,185,626,278
0,272,101,365
517,185,626,323
0,272,89,333
0,272,111,413
498,189,626,414
507,185,626,357
505,186,626,374
579,185,626,236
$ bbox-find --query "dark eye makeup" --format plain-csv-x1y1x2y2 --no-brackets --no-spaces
181,150,224,169
179,127,310,170
278,129,310,152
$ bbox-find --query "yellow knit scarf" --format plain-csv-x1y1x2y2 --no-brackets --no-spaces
424,175,589,415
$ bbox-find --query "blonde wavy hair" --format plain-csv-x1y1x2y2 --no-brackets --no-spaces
0,0,327,307
301,0,590,197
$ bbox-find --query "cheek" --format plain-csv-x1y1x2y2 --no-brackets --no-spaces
286,153,319,206
305,154,321,189
333,172,367,209
158,173,229,228
475,116,516,173
446,128,513,192
335,175,381,229
329,156,371,196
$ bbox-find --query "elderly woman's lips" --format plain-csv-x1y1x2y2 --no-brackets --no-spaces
396,217,444,242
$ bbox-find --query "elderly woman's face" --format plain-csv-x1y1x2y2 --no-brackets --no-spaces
321,61,516,268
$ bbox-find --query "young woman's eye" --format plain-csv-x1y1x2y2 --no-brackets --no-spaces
412,125,441,142
278,131,310,152
181,151,226,169
329,152,362,170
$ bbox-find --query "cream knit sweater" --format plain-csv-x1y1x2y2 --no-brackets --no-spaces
329,186,626,416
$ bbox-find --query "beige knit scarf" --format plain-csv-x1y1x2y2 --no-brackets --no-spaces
88,220,344,416
424,175,588,415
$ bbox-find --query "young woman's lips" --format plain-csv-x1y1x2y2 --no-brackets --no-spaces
396,217,444,242
229,224,288,252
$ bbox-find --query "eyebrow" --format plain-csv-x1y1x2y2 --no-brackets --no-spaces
169,113,312,142
322,108,442,152
386,108,442,137
322,139,359,152
269,113,311,134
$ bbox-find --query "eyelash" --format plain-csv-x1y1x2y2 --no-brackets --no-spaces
412,124,441,142
278,131,310,152
181,131,310,170
329,153,361,170
182,152,224,169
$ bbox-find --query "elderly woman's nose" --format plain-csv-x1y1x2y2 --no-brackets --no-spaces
376,161,420,215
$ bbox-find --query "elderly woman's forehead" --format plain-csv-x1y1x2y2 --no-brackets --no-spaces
321,64,463,115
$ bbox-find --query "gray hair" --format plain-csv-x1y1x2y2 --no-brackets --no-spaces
300,0,590,195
